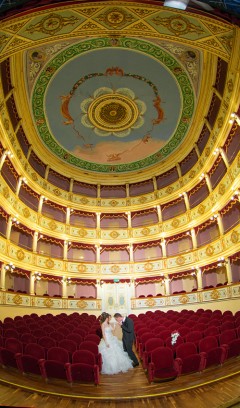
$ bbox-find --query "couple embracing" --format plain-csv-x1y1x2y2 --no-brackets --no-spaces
99,312,139,375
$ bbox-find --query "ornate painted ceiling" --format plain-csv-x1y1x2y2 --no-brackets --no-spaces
0,1,239,182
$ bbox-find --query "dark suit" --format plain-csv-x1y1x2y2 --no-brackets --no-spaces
121,317,138,365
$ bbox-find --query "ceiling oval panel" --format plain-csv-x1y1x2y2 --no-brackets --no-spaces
31,37,196,174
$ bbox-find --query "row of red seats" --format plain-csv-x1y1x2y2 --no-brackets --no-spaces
0,340,101,385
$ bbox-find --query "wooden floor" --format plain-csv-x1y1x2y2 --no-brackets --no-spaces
0,357,240,407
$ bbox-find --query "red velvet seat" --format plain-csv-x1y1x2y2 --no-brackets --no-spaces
220,321,235,332
58,339,78,358
142,338,164,369
178,327,190,337
4,329,19,339
219,329,240,358
79,341,102,371
16,343,45,375
155,330,172,341
67,333,83,346
147,347,181,383
38,336,57,356
20,333,37,350
31,329,45,338
65,350,100,385
49,331,65,343
72,328,87,338
138,332,153,358
39,347,70,381
0,338,23,368
204,326,220,338
185,331,203,347
175,342,206,374
84,334,101,345
199,336,227,367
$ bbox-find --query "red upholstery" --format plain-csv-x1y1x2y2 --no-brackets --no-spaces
65,350,100,385
39,347,70,381
38,336,56,355
204,327,220,338
221,322,235,332
16,343,45,375
185,331,203,346
138,332,153,358
219,329,240,358
84,334,101,345
79,341,102,371
49,331,65,342
142,338,164,369
0,338,23,368
67,333,83,345
175,342,206,374
4,329,19,339
58,339,78,357
148,347,181,383
155,330,172,341
199,336,227,367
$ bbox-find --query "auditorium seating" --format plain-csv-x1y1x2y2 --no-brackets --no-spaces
148,347,181,383
66,350,100,385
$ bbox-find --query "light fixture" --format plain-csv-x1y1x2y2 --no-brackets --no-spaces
34,272,41,281
164,0,189,9
4,263,15,273
229,113,240,126
61,277,71,285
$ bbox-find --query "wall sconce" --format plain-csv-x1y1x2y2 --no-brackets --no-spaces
34,272,41,281
229,113,240,126
4,263,15,273
61,277,71,285
217,257,226,267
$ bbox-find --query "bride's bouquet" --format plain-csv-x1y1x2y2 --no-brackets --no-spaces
171,330,180,346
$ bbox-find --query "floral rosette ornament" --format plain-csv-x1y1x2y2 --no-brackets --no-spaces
171,330,180,346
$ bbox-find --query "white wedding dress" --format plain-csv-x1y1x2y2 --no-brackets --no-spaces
99,325,133,374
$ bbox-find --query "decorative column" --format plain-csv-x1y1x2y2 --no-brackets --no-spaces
96,279,102,299
16,177,23,196
191,228,197,249
45,165,49,180
161,238,167,258
152,176,157,191
219,147,229,169
164,277,170,296
130,279,135,297
26,146,33,161
194,143,200,158
33,231,39,252
29,272,35,295
126,183,130,197
63,241,69,260
66,207,71,224
205,174,212,193
69,178,74,192
38,195,44,213
216,213,224,235
6,216,13,240
62,278,67,298
96,212,101,230
127,211,131,228
0,149,9,171
156,205,162,223
176,163,182,178
0,264,6,291
129,244,134,263
96,245,101,263
97,184,101,198
183,192,190,211
225,258,233,285
196,268,203,291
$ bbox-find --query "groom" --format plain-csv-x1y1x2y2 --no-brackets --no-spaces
114,313,139,367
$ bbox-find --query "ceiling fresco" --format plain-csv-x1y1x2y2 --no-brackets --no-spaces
31,37,195,173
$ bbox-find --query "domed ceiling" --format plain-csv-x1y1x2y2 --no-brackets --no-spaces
1,1,237,181
30,37,197,173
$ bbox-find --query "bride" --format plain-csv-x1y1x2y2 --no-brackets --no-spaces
98,312,133,375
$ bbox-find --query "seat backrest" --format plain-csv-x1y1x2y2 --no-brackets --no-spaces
79,341,98,354
58,339,78,353
38,336,56,349
176,342,197,359
156,330,171,341
4,329,18,339
204,326,219,337
199,336,218,352
5,338,23,353
20,333,36,344
84,334,100,344
185,331,203,343
145,338,164,352
151,347,174,368
25,343,45,359
47,347,70,363
72,349,95,365
219,329,236,344
221,321,235,331
67,333,83,344
165,335,184,349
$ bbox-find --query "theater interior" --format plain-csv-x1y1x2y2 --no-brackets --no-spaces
0,0,240,406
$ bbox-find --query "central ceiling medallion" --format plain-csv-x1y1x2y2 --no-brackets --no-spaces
81,87,145,137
